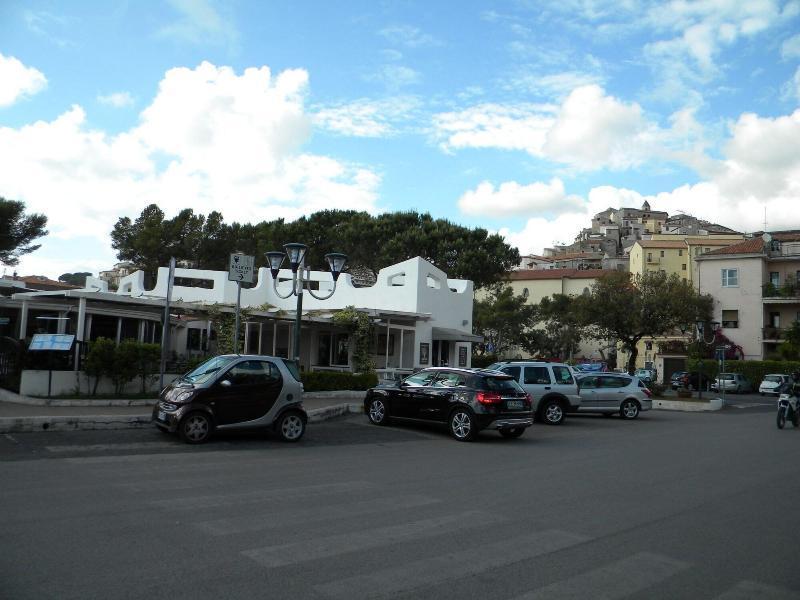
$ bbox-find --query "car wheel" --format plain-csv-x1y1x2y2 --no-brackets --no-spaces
777,409,786,429
541,399,565,425
499,427,525,439
620,399,640,420
179,412,212,444
449,408,476,442
277,411,306,442
367,397,389,425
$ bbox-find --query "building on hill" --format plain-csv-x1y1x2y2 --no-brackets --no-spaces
629,234,745,282
515,255,555,270
98,262,137,290
662,214,740,236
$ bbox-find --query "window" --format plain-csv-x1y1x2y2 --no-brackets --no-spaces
770,312,780,328
579,376,598,389
681,264,687,271
645,341,653,350
721,269,739,287
403,371,437,386
678,249,683,256
226,360,278,386
501,366,521,380
524,366,551,385
721,309,739,328
660,250,665,257
770,272,780,286
433,372,466,387
647,252,653,262
552,366,574,384
600,376,630,388
333,333,350,366
694,247,700,256
704,247,710,253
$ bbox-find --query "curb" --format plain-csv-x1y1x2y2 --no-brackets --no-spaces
652,398,724,412
0,403,363,434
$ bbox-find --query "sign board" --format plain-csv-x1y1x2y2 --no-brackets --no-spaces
458,346,468,367
29,334,75,351
228,253,255,283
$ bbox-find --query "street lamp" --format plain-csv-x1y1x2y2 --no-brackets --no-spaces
695,320,720,400
265,243,348,365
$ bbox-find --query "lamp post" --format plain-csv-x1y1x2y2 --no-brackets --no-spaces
265,243,348,365
695,319,720,400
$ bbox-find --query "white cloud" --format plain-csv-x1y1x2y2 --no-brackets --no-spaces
782,33,800,58
158,0,238,47
0,53,47,107
435,85,666,171
458,178,584,217
0,62,381,251
313,97,421,137
97,91,135,108
367,65,421,90
378,25,442,48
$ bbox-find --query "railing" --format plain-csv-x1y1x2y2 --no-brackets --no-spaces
762,326,788,341
767,245,800,258
762,283,800,299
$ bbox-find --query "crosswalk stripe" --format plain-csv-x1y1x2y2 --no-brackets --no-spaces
242,510,504,568
510,552,690,600
196,494,442,535
315,529,590,600
713,580,800,599
149,480,373,509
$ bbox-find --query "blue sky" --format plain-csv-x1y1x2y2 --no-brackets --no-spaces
1,0,799,279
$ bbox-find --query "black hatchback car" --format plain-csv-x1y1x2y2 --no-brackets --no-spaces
153,354,307,444
363,367,533,441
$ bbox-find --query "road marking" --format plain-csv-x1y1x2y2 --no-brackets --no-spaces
4,434,19,444
713,580,800,599
196,494,442,536
149,481,374,510
243,510,504,568
46,442,177,453
509,552,690,600
315,529,590,600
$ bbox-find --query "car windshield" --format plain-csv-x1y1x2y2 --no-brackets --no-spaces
181,355,237,384
765,375,784,383
719,373,734,380
479,376,524,393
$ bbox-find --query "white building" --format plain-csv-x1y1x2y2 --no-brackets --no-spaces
1,257,479,394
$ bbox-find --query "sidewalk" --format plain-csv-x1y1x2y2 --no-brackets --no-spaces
0,389,365,434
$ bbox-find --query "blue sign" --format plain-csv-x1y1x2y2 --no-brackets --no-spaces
29,334,75,351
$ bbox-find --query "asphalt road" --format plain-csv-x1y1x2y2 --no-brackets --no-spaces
1,404,799,600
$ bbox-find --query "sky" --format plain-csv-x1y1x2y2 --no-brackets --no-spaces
1,0,800,280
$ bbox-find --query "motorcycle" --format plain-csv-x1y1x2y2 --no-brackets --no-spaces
777,392,799,429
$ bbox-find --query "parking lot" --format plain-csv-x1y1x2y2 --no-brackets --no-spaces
1,405,798,599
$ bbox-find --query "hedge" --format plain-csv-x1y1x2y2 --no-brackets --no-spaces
472,354,500,368
687,358,800,387
301,370,379,392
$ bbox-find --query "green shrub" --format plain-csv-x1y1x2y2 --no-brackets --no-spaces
645,381,666,397
688,358,800,388
301,370,379,392
471,354,500,368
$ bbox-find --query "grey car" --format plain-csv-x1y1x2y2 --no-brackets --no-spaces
711,373,752,394
575,373,652,419
486,361,582,425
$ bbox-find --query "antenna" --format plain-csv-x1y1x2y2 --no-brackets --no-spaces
763,206,767,232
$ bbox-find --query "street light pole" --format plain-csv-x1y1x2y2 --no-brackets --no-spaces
265,244,348,367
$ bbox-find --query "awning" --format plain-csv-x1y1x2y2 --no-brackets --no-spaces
432,327,483,343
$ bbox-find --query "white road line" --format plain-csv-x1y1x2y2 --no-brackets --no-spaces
46,442,177,453
713,580,800,599
149,480,373,510
243,510,504,568
315,529,590,600
510,552,690,600
196,494,442,536
4,434,18,444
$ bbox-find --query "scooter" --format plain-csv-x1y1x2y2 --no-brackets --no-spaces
777,392,799,429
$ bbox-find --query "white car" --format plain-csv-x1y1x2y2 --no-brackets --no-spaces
759,374,789,396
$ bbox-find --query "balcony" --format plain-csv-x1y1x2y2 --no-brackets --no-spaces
762,326,788,342
762,283,800,303
767,244,800,259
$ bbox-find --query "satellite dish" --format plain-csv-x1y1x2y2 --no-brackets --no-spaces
762,233,772,243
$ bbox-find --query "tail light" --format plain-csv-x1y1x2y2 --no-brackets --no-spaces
525,392,533,406
642,387,652,398
476,391,502,405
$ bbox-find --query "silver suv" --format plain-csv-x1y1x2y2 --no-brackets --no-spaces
486,361,581,425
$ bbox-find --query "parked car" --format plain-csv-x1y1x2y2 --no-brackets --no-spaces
759,374,790,396
670,371,688,390
574,373,653,418
153,354,307,444
711,373,753,394
363,367,533,441
634,368,657,383
485,361,581,425
672,371,712,391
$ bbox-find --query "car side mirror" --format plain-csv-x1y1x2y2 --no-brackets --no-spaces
220,379,232,387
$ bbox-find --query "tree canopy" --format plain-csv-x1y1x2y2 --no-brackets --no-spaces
58,272,92,286
0,197,48,267
111,206,520,288
473,286,537,356
574,271,713,373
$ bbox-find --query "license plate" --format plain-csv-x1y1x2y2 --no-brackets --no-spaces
158,410,167,421
506,400,524,409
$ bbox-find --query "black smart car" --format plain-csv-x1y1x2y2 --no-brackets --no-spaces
153,354,307,444
363,367,533,441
